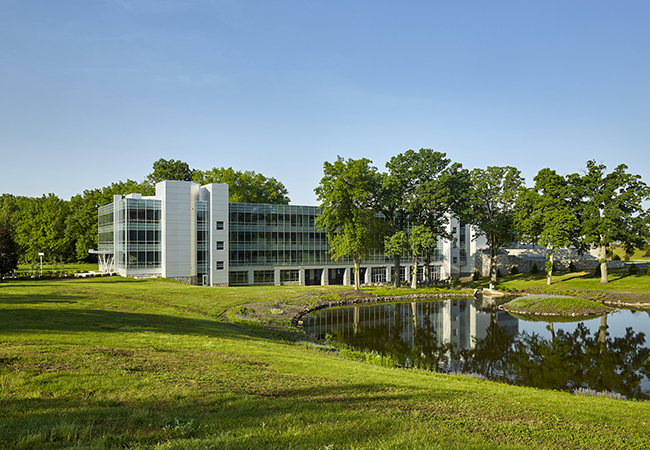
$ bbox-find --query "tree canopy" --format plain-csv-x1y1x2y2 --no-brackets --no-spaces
146,158,194,185
194,167,290,204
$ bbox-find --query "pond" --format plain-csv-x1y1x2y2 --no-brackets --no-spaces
301,296,650,400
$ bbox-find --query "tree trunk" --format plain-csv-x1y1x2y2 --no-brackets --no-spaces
490,248,498,283
424,249,431,285
354,258,361,290
598,314,608,355
599,244,608,284
393,254,401,288
547,250,554,285
411,254,418,289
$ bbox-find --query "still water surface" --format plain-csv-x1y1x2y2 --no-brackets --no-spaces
301,297,650,400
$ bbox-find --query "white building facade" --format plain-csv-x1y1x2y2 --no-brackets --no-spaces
96,180,476,286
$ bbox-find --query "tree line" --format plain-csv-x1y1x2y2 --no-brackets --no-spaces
1,154,648,285
314,151,650,289
0,159,289,276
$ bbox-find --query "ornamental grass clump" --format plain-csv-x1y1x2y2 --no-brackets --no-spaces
573,387,627,401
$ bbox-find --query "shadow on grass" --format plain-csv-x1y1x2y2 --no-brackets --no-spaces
0,292,79,305
0,305,250,340
0,383,439,449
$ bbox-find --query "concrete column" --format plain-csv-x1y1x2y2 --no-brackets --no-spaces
274,267,281,285
343,267,351,286
321,268,329,286
364,267,371,284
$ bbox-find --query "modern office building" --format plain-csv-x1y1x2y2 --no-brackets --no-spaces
94,180,476,286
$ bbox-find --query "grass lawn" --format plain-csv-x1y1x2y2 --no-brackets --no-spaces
502,295,614,316
487,267,650,300
1,277,649,449
15,262,99,277
611,245,650,261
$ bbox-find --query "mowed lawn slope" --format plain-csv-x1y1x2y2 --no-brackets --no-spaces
1,278,649,449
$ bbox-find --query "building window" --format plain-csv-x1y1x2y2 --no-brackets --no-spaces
453,257,458,264
280,269,300,283
216,261,224,270
216,241,224,250
216,221,224,230
254,270,275,285
229,271,248,285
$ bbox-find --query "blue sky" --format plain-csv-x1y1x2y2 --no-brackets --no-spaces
1,0,649,205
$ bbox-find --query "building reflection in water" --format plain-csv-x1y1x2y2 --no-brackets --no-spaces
301,297,650,400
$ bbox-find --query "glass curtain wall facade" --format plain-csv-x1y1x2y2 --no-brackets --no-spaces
98,204,114,252
228,203,395,269
114,198,162,271
196,201,210,285
228,203,330,268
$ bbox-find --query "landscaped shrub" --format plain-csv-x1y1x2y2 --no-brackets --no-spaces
531,263,539,274
645,264,650,276
644,244,650,257
568,261,576,272
612,254,621,261
606,248,613,258
628,263,639,275
510,266,519,275
472,270,480,281
624,254,631,262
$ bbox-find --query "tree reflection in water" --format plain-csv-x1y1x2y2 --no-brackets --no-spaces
304,299,650,400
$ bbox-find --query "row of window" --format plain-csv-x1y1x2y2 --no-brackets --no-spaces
229,212,317,227
230,249,334,266
127,229,161,244
228,269,301,285
119,250,161,269
229,231,328,246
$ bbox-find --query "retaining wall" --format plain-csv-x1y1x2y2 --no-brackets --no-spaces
475,249,624,276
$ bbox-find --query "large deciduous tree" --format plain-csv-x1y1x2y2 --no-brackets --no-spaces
516,168,581,285
469,166,524,283
573,160,650,284
314,157,379,290
194,167,290,204
379,149,470,287
0,227,18,279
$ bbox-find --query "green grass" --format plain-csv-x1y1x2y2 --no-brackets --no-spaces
490,268,650,296
1,277,649,449
611,245,650,261
15,262,98,277
504,295,613,316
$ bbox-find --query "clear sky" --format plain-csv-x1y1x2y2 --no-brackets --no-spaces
1,0,649,205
